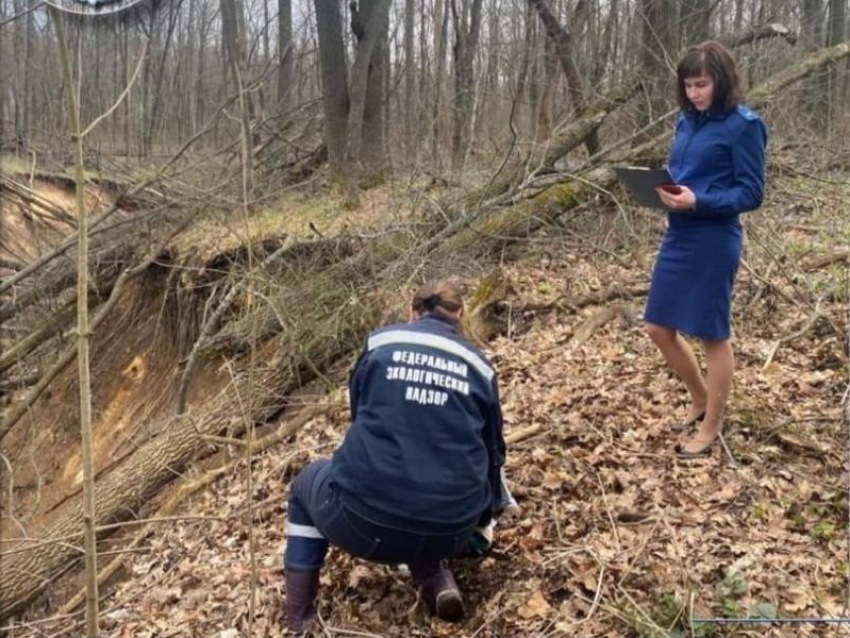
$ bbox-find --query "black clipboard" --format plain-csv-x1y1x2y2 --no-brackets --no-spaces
613,166,676,209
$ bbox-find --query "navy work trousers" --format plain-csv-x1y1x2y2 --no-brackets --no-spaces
284,460,476,580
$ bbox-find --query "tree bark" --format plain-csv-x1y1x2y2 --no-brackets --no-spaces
0,0,5,163
360,0,388,173
314,0,349,175
21,0,34,149
637,0,677,141
734,0,744,31
343,0,391,202
404,0,415,153
431,0,449,166
825,0,845,133
591,0,619,86
527,0,601,154
49,7,100,635
680,0,712,47
450,0,485,171
535,35,559,141
277,0,293,105
194,4,209,132
221,0,254,196
717,22,797,48
801,0,825,49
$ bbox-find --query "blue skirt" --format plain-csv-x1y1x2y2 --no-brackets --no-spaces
644,214,742,340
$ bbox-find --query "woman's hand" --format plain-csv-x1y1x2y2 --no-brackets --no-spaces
656,185,697,211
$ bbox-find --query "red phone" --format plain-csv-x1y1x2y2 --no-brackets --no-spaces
661,184,683,195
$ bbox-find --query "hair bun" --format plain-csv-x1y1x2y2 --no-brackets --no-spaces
423,294,442,311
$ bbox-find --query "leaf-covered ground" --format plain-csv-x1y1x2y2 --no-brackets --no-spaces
8,159,849,637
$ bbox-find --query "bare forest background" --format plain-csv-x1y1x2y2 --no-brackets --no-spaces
1,0,849,178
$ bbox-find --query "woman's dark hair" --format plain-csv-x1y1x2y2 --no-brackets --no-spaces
676,41,743,113
411,281,464,320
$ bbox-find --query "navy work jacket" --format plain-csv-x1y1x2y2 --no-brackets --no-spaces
668,104,768,222
330,313,506,532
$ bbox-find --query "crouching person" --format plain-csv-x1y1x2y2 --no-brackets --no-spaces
283,281,509,633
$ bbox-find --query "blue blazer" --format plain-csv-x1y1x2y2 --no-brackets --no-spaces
668,105,768,221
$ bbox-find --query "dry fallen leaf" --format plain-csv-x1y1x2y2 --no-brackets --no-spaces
348,564,372,589
518,589,552,619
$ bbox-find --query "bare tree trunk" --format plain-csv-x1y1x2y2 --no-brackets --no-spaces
360,0,388,173
514,0,535,134
475,0,500,144
431,0,448,166
526,4,541,134
1,0,6,159
536,35,558,141
418,0,429,147
21,0,34,150
146,1,179,150
343,0,391,202
262,0,270,63
486,0,500,92
221,0,254,197
680,0,712,47
801,0,826,122
277,0,293,105
826,0,845,134
123,24,131,159
141,11,156,157
450,0,484,171
12,0,24,148
637,0,677,141
314,0,349,175
49,7,100,636
802,0,825,48
195,5,208,131
185,0,197,136
404,0,415,153
592,0,618,86
734,0,744,30
527,0,601,154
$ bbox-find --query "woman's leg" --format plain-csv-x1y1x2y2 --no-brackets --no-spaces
645,323,708,421
680,338,734,453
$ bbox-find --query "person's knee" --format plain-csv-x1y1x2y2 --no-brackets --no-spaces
645,323,674,344
702,338,735,369
284,534,329,571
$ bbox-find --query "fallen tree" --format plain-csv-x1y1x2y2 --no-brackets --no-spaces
458,82,639,210
717,22,797,48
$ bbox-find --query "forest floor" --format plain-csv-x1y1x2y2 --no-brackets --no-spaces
3,147,849,638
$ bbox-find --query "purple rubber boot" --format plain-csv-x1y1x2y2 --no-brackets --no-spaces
285,569,320,634
415,565,465,623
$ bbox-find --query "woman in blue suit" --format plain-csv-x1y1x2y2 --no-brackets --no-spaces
645,41,768,457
